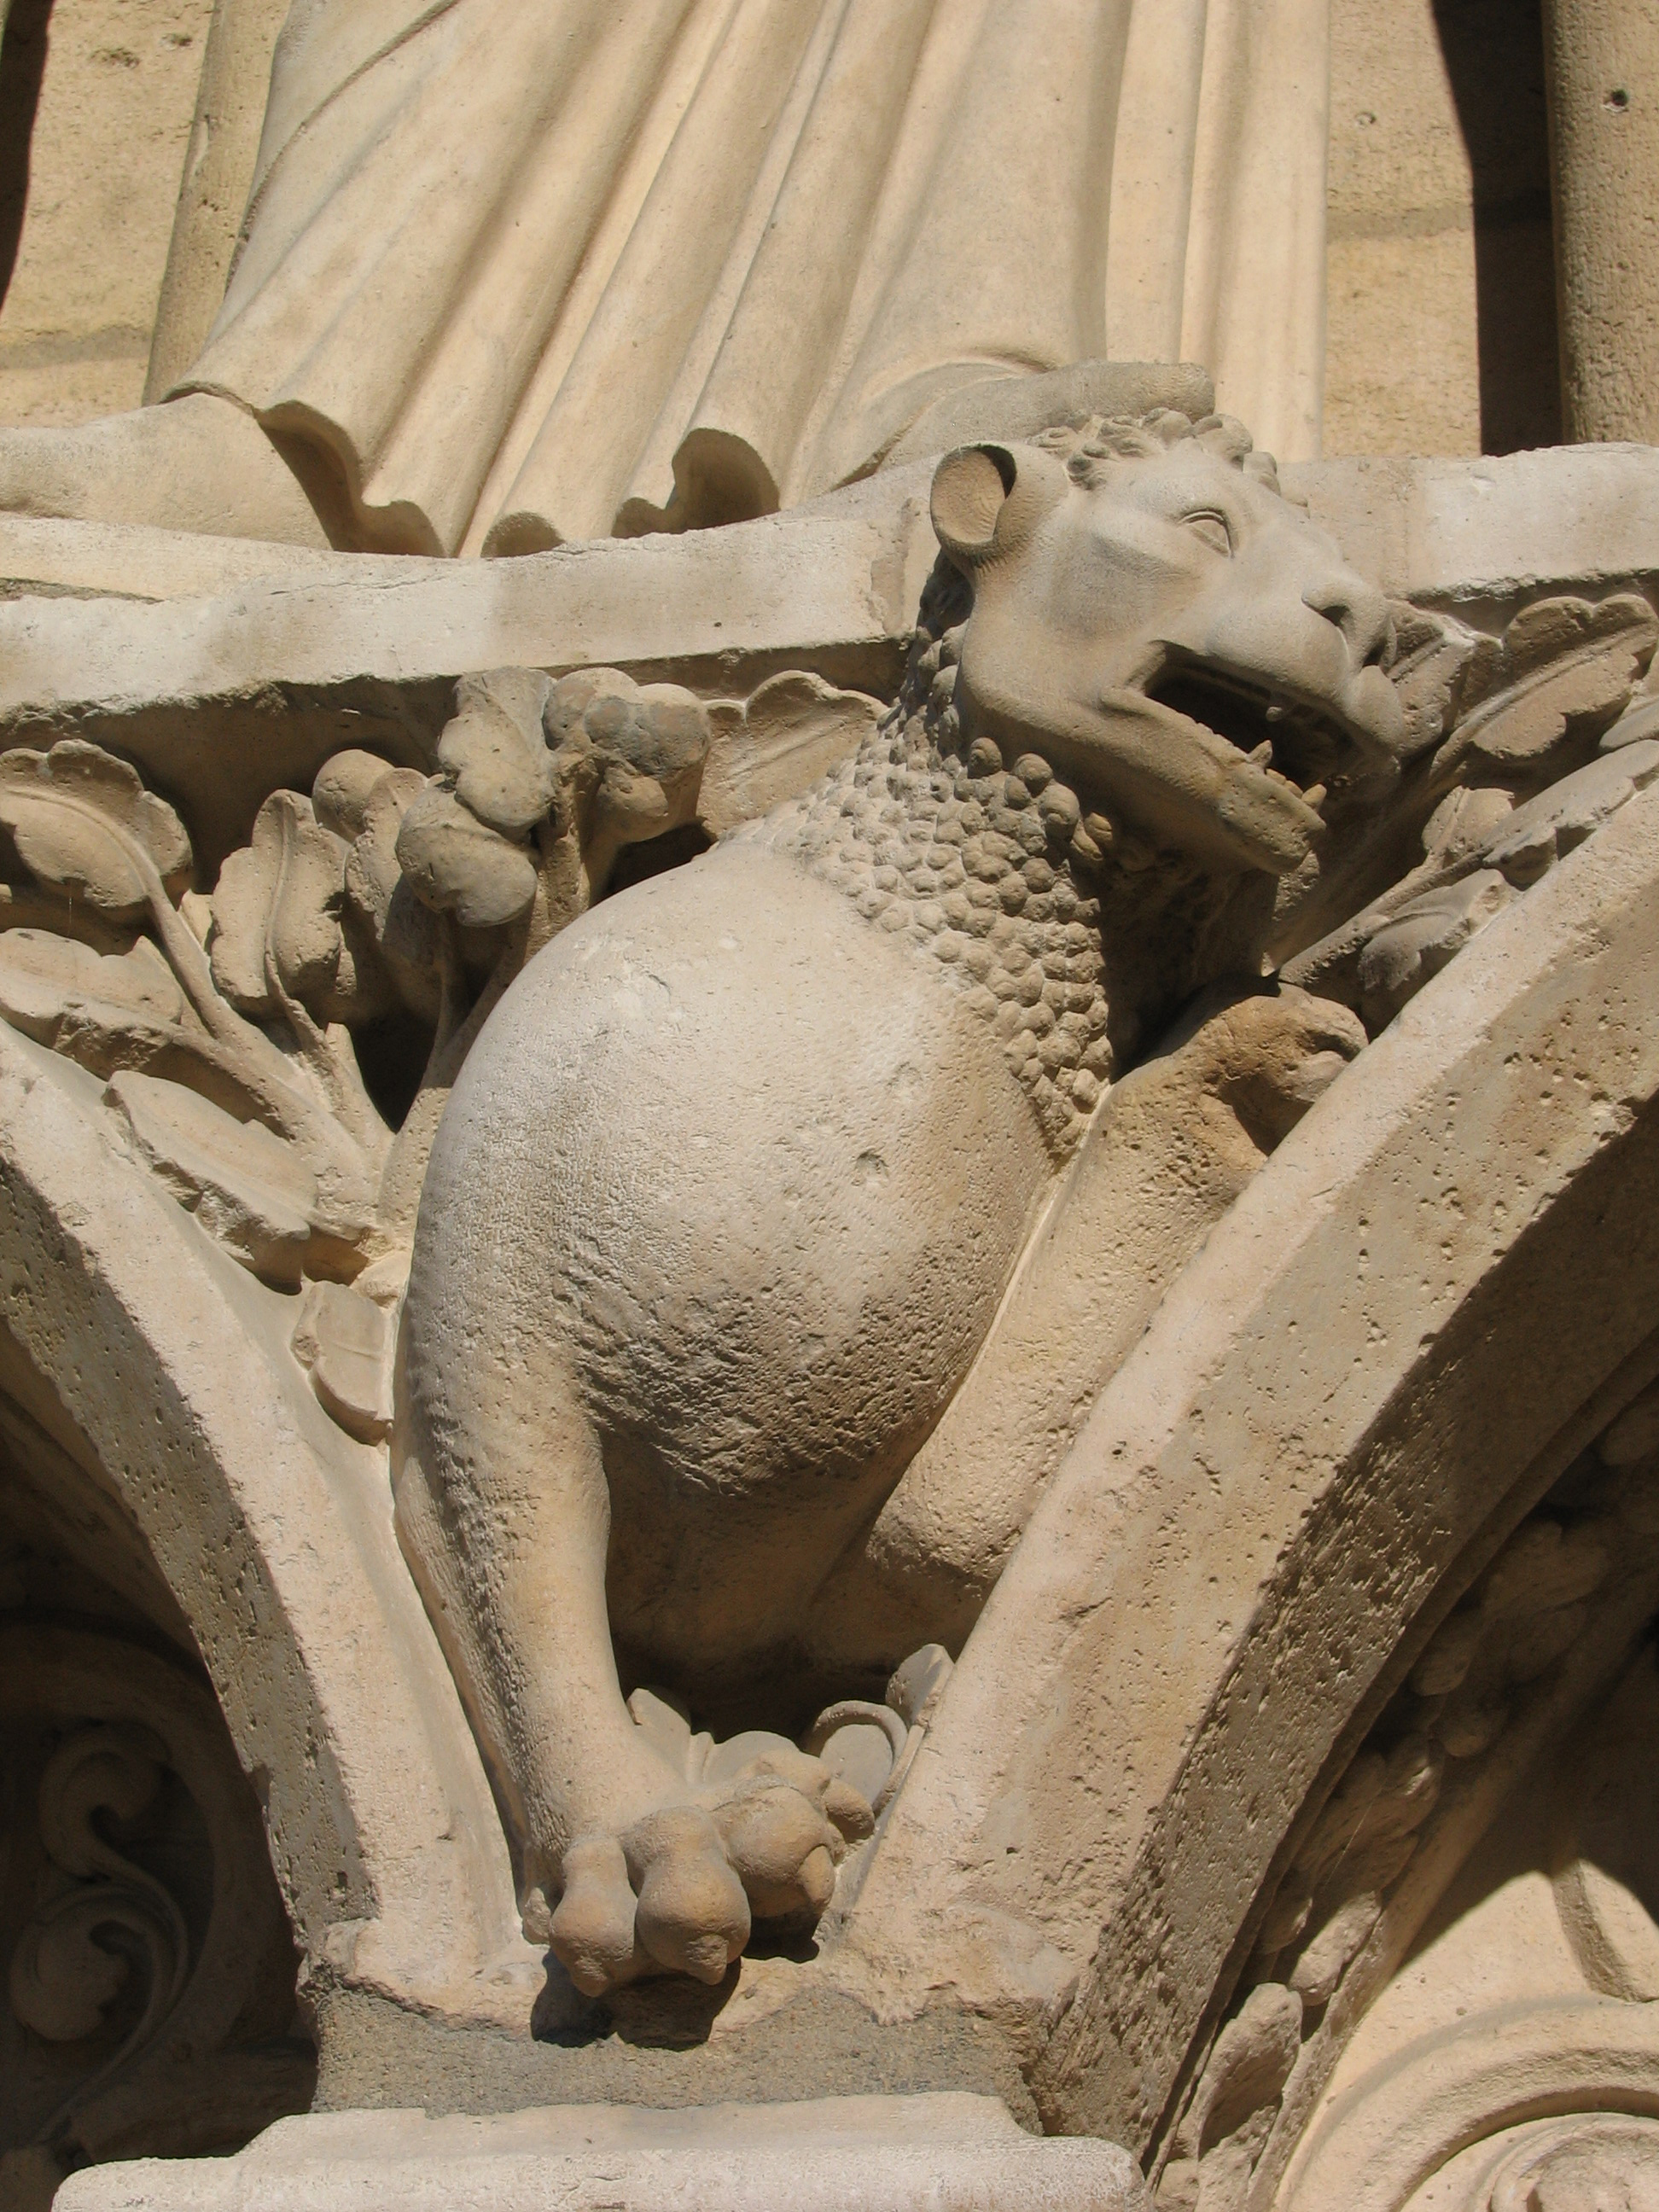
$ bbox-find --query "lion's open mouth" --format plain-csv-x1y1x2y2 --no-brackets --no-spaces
1141,663,1366,817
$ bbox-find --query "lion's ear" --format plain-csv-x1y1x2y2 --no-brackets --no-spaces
931,445,1018,566
930,441,1069,570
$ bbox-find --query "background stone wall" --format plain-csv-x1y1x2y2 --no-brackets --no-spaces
0,0,1565,458
1325,0,1560,456
0,0,215,426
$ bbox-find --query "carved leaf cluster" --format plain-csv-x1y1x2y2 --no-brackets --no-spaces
209,790,388,1024
395,665,712,931
1284,590,1659,1033
0,675,711,1430
1434,592,1659,781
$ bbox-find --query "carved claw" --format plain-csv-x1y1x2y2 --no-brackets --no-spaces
1171,984,1367,1154
623,1807,751,1982
548,1834,648,1994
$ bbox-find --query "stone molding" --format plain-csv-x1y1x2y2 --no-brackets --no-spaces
0,1029,539,2029
832,781,1659,2143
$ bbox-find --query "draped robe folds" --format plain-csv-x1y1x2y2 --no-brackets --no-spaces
179,0,1331,557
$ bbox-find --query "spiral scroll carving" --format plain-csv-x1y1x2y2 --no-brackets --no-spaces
0,1625,313,2205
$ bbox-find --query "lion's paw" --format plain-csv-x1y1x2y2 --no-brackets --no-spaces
551,1806,750,1994
545,1716,875,1997
1183,984,1367,1151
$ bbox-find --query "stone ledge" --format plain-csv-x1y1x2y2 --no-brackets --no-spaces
56,2095,1147,2212
4,442,1657,876
1286,441,1659,605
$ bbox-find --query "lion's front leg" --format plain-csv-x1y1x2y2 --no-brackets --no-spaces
394,1328,870,1996
813,985,1367,1660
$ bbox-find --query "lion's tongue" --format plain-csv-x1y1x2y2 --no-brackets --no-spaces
1083,690,1324,876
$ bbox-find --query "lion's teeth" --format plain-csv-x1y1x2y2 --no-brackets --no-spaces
1247,740,1274,766
1303,783,1327,812
1266,701,1287,724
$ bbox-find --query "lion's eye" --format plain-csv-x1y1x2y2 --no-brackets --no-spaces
1181,509,1232,556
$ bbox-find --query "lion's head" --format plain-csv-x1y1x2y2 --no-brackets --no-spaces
928,411,1406,879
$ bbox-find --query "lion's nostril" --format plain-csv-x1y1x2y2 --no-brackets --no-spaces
1305,581,1391,670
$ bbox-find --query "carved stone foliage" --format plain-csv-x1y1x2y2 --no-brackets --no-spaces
0,667,712,1255
1154,1375,1659,2212
1283,591,1659,1028
0,665,725,1433
0,1622,311,2211
0,657,891,1448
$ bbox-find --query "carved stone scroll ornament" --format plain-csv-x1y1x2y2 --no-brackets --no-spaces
1475,2117,1659,2211
0,1625,311,2210
1288,2022,1659,2212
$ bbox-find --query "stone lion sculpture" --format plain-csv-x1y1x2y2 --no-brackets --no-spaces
393,412,1406,2000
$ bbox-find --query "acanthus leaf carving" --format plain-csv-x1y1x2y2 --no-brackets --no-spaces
1283,593,1659,1028
207,790,391,1027
1434,592,1659,781
0,933,183,1067
0,666,723,1348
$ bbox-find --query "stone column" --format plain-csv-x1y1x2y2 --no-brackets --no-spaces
1541,0,1659,443
143,0,290,403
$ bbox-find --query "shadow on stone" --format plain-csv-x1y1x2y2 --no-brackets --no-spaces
1431,0,1563,454
0,0,53,312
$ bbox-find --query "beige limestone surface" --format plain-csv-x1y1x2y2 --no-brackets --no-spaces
0,0,214,426
832,777,1659,2139
0,509,364,602
1324,0,1482,458
0,467,939,869
143,0,288,400
57,2096,1149,2212
1283,442,1659,606
1323,0,1558,460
